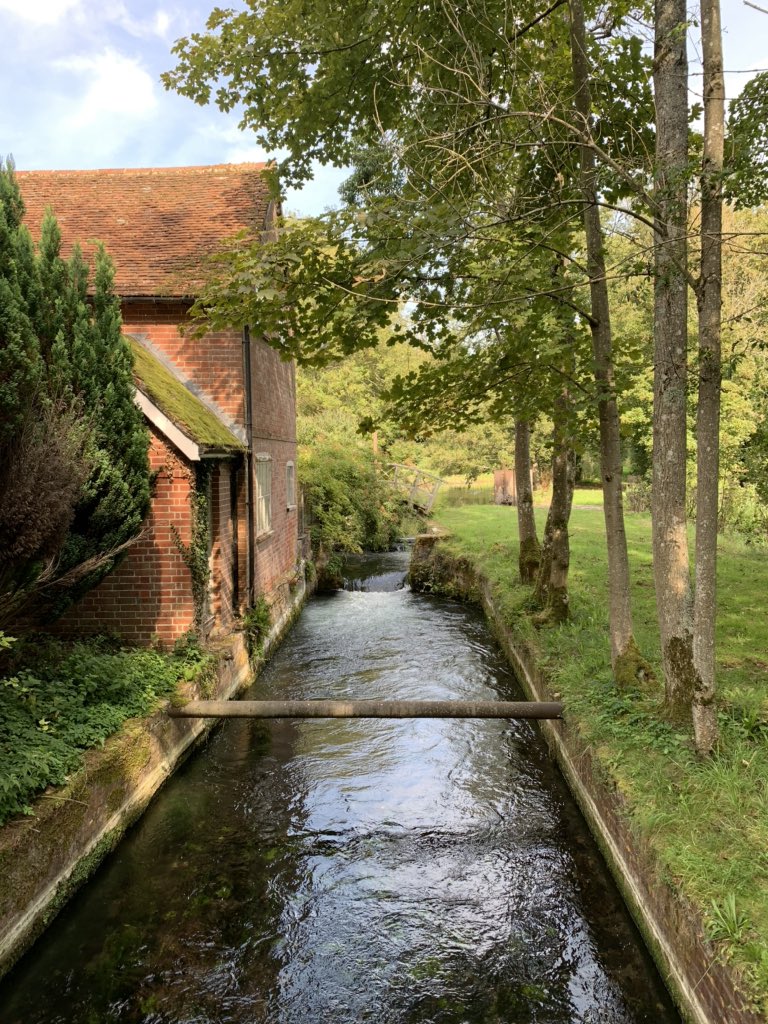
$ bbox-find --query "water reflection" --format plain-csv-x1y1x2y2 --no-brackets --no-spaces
1,550,679,1023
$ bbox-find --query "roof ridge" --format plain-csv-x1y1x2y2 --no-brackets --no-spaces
16,162,271,176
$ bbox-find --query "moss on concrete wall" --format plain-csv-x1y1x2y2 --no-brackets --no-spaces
408,535,763,1024
0,572,310,980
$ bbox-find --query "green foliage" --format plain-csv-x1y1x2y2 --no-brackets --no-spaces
0,159,151,625
726,71,768,208
0,637,207,825
186,215,396,363
171,466,211,632
707,894,750,945
0,170,41,445
242,596,272,657
298,327,430,449
50,244,151,607
302,444,406,560
164,0,647,435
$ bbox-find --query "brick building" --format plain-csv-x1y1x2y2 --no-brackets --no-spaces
18,164,300,646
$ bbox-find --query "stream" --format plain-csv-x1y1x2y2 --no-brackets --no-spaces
1,550,680,1023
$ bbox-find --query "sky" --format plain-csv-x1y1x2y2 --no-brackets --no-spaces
0,0,766,217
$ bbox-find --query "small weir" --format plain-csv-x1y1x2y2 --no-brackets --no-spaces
1,550,680,1023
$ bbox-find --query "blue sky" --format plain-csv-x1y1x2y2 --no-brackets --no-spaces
0,0,348,214
1,0,766,216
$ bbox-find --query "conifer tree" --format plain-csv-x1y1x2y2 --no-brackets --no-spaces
0,159,151,624
58,245,151,600
0,172,40,445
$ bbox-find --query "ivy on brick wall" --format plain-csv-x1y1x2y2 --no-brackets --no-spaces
171,464,211,633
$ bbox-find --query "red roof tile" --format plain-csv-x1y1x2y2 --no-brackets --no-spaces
17,163,274,298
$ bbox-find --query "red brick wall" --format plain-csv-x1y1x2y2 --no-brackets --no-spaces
249,335,299,604
120,307,300,609
55,426,197,646
57,313,299,644
121,300,245,426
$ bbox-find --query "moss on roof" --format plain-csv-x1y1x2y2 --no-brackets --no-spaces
129,338,244,452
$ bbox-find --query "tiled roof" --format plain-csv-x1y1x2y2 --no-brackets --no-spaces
16,163,274,298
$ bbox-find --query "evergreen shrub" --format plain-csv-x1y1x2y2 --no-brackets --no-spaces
0,160,150,625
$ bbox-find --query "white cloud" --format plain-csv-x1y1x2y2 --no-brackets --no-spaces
0,0,80,24
55,48,158,126
102,2,174,40
222,142,271,165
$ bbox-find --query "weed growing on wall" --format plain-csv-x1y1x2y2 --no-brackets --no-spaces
242,596,272,658
171,465,212,633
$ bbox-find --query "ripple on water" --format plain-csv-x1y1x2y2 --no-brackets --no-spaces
0,551,679,1024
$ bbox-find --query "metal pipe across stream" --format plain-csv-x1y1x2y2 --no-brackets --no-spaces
0,549,680,1024
169,699,564,719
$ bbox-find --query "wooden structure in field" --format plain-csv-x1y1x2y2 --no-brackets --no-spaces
494,468,517,506
389,464,444,513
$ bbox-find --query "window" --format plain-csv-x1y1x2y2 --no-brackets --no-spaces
254,454,272,536
286,461,296,509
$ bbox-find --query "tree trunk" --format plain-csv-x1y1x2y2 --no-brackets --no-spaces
515,418,540,582
693,0,724,753
548,401,575,623
534,389,575,616
534,502,555,608
568,0,639,676
653,0,695,720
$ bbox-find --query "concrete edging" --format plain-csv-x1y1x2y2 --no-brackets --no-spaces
0,574,310,981
410,535,763,1024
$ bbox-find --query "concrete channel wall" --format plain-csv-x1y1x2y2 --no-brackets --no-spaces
0,572,310,981
409,534,763,1024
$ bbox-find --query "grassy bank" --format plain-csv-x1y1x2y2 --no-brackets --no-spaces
0,636,214,826
434,505,768,1014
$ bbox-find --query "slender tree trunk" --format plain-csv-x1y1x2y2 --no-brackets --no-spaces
569,0,639,676
534,501,555,608
534,389,575,616
515,418,540,583
653,0,695,719
693,0,724,753
547,393,575,622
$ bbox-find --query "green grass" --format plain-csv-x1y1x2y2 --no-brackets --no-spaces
570,486,605,506
434,505,768,1012
435,477,606,512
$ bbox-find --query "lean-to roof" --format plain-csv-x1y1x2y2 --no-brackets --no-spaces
129,338,244,458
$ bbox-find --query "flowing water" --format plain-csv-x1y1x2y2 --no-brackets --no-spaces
1,550,680,1024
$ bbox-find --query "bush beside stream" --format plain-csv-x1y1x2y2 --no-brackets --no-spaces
0,636,212,825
